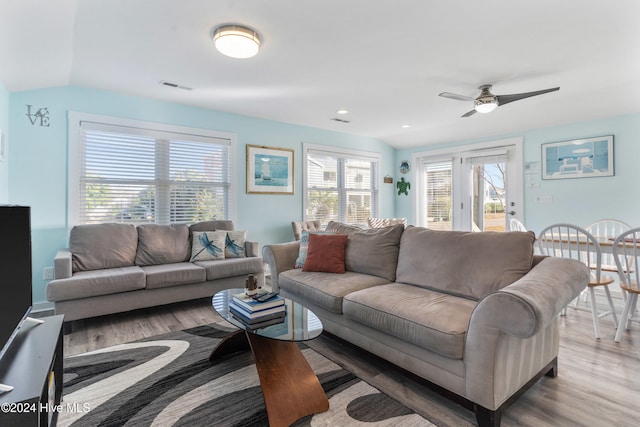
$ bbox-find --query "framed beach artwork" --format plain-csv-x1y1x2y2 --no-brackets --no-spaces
541,135,614,180
246,144,294,194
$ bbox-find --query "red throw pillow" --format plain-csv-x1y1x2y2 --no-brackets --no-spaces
302,233,348,274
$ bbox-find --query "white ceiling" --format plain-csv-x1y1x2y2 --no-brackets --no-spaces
2,0,640,148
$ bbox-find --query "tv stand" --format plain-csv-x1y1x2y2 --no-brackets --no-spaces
0,315,63,426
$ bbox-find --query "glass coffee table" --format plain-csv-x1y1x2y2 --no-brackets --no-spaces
211,288,328,426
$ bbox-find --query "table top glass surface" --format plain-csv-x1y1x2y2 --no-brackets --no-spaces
212,288,323,341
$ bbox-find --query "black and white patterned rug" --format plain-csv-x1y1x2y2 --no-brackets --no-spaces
58,324,434,426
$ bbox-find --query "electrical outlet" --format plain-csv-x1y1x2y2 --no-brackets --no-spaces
43,267,54,280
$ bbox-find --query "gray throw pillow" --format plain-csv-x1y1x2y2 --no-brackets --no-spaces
325,221,364,235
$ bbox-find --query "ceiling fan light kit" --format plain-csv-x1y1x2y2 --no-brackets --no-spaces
213,24,261,58
440,84,559,118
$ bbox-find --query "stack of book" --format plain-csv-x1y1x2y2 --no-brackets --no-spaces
229,292,286,329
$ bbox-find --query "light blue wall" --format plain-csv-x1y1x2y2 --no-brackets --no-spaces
8,86,396,305
0,81,8,202
395,112,640,234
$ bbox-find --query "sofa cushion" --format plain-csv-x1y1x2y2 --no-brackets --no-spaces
344,224,404,281
142,262,207,290
189,220,234,232
302,233,348,273
135,224,190,266
225,230,247,258
194,257,264,281
279,269,391,314
396,226,535,300
70,223,138,272
343,282,477,359
190,231,226,261
325,221,364,235
46,266,145,302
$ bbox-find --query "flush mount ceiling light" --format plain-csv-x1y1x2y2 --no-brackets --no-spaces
213,24,261,59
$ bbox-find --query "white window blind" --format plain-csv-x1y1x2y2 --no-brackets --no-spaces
78,121,231,225
424,160,453,230
305,146,379,227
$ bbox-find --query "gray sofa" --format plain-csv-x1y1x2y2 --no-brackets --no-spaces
262,222,588,427
47,220,264,324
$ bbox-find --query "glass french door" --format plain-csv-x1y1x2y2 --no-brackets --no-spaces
418,139,523,232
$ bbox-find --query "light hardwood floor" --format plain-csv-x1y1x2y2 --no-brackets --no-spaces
62,298,639,427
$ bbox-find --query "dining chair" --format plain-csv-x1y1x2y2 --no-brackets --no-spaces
537,223,618,339
509,218,527,231
586,219,631,272
611,227,640,342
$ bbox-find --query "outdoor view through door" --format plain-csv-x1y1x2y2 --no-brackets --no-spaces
472,161,506,232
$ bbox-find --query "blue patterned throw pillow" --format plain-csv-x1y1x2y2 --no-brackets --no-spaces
190,231,226,262
225,230,247,258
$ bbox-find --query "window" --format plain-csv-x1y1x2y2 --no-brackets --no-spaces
304,144,379,227
424,160,453,230
69,114,235,225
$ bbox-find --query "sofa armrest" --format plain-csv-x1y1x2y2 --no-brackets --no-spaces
245,241,259,257
262,241,300,292
464,256,588,409
469,256,588,339
54,249,73,279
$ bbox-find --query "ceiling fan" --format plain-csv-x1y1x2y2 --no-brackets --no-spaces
439,84,560,117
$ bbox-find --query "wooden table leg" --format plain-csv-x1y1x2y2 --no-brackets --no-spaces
209,330,251,363
246,332,329,427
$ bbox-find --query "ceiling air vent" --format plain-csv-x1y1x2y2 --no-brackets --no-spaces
330,117,350,123
160,81,193,91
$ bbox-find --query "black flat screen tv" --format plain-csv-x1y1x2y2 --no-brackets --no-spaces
0,205,33,364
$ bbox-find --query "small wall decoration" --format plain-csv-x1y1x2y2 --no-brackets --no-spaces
383,175,393,184
246,144,294,194
396,177,411,195
26,104,50,127
542,135,614,180
400,160,411,174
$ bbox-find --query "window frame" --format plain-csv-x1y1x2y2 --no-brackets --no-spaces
303,142,380,227
67,112,237,227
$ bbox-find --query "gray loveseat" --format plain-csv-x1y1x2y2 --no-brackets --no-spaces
47,220,264,325
262,222,588,427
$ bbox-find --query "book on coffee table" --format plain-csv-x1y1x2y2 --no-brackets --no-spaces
232,312,287,330
229,303,286,325
232,292,285,312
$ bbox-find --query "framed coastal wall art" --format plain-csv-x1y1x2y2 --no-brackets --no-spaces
246,144,294,194
541,135,614,180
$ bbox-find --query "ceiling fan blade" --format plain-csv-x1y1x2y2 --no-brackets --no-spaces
496,87,559,106
439,92,475,102
461,109,477,118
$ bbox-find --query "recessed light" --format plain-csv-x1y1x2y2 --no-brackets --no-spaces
336,109,349,115
401,124,411,128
